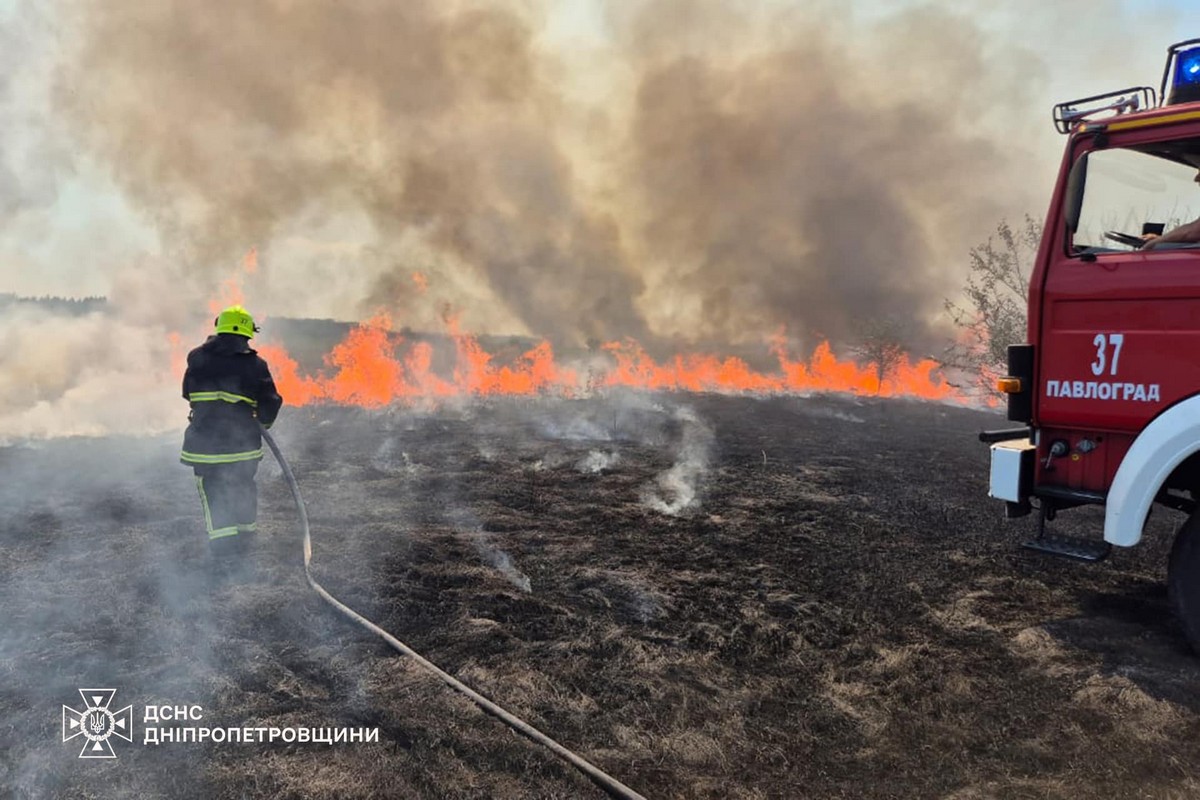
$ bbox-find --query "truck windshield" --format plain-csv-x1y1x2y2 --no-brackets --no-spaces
1073,144,1200,251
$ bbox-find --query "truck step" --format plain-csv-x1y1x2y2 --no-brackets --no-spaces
1021,535,1112,562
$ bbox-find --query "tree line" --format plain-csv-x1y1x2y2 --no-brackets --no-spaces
0,294,108,314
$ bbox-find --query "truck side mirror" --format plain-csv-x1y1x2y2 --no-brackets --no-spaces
1065,154,1088,235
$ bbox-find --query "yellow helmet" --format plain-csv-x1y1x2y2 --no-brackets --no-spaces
214,305,259,338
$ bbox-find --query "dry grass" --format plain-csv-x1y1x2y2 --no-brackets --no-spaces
1,394,1199,798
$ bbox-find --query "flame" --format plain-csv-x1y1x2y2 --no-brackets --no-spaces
448,317,577,396
251,316,964,407
602,339,780,393
774,340,958,400
254,343,325,406
181,252,967,406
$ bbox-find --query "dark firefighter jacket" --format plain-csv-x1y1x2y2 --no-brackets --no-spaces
181,334,283,466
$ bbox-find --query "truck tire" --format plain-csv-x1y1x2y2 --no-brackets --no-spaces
1168,512,1200,653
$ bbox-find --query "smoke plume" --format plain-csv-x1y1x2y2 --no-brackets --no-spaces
52,0,648,343
48,0,1055,347
0,0,1172,437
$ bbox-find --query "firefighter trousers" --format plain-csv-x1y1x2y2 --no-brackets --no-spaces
193,461,259,545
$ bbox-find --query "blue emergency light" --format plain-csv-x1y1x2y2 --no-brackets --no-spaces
1163,39,1200,106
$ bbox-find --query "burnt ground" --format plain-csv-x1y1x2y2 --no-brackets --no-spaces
1,392,1199,799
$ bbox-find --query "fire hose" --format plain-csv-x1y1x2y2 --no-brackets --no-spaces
260,426,647,800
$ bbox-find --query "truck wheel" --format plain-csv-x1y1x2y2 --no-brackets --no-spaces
1168,512,1200,652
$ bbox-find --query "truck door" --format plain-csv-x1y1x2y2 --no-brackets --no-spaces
1038,135,1200,490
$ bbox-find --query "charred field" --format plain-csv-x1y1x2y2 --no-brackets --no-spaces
1,392,1199,799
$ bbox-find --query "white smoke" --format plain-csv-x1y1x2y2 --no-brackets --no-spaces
576,449,620,473
534,412,614,442
370,433,427,476
470,530,532,593
0,305,180,444
640,405,713,516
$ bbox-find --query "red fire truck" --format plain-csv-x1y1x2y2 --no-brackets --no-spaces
985,38,1200,651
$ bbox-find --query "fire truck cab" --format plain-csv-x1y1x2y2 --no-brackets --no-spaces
985,39,1200,651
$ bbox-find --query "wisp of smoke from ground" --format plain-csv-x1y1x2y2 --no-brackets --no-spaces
435,468,533,594
640,405,714,516
470,530,533,593
576,449,620,473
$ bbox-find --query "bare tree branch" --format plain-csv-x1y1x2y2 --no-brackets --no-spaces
943,215,1038,391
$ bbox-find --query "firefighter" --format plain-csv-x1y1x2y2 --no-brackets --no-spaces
1143,168,1200,249
181,305,283,559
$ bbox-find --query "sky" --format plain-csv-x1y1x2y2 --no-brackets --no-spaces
0,0,1194,311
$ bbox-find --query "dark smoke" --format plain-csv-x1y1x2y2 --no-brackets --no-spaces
53,0,648,344
612,1,1037,349
51,0,1048,352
